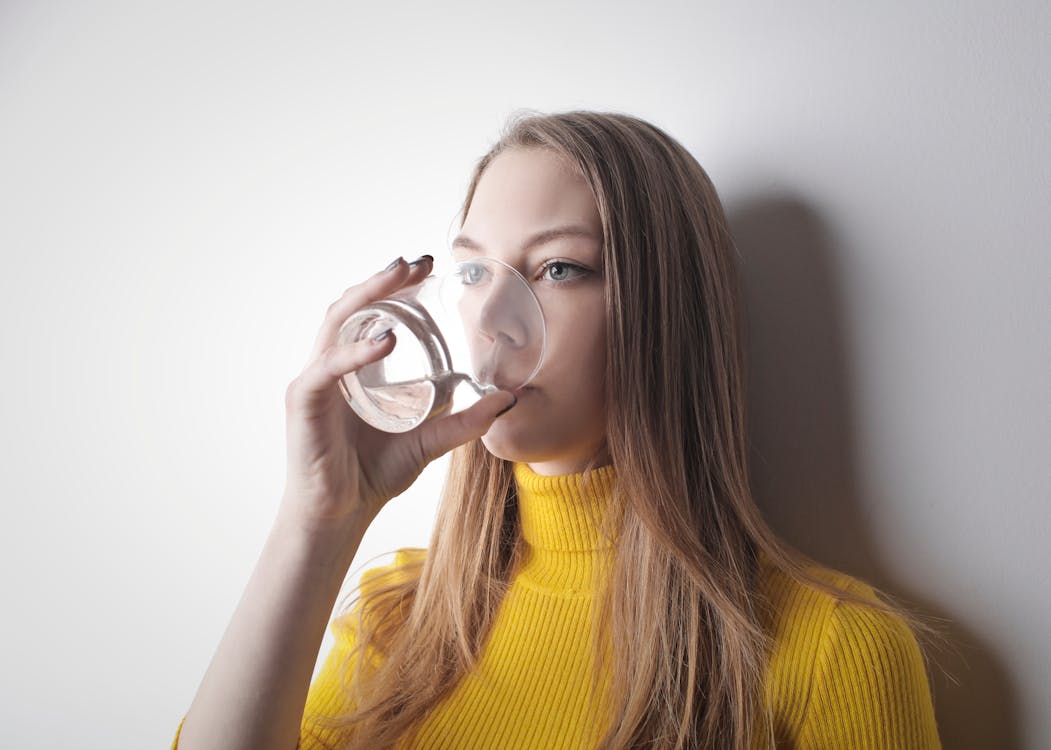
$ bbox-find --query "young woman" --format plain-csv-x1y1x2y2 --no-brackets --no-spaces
175,111,944,749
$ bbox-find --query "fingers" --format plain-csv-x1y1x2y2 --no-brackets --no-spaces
291,329,398,407
414,390,518,464
307,255,434,366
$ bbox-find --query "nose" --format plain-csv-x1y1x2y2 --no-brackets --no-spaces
474,270,532,349
481,273,529,340
455,262,544,387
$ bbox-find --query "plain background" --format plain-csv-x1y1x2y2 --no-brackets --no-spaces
1,2,1047,748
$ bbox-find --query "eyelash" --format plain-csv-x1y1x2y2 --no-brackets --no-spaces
536,259,591,285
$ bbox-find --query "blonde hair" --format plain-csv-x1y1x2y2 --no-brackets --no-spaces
308,110,950,749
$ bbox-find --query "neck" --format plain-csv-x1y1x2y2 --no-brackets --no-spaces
511,461,620,593
524,445,613,477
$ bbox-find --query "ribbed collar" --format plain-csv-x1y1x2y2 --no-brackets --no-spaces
511,461,620,593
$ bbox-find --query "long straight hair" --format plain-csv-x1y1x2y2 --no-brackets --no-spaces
308,110,948,749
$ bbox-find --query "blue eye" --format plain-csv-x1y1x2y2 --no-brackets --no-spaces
539,260,588,284
456,262,490,286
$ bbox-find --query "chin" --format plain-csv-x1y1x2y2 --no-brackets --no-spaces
480,422,545,463
479,430,525,463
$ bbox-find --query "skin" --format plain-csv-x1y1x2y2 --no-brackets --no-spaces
179,257,518,750
177,146,612,749
452,146,611,476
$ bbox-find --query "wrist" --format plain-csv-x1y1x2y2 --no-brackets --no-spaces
269,504,371,582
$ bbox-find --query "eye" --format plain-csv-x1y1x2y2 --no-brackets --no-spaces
454,262,490,286
538,259,589,284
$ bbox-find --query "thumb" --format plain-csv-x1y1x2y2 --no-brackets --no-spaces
415,391,518,464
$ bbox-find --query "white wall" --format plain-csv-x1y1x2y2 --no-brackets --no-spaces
1,2,1046,748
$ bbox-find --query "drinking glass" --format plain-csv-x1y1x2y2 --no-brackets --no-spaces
336,257,546,433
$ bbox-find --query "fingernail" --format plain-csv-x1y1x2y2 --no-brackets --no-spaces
384,257,404,273
370,328,393,343
494,395,517,418
408,254,434,267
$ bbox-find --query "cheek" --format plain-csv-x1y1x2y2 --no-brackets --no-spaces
550,339,605,396
526,327,605,437
541,302,606,386
480,321,607,461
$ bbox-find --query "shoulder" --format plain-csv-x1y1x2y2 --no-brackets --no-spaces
758,554,925,680
757,556,871,707
758,554,923,669
357,546,428,593
758,554,874,641
304,549,429,737
758,555,941,747
330,547,428,640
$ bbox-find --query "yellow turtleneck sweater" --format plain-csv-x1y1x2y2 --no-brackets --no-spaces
172,461,942,748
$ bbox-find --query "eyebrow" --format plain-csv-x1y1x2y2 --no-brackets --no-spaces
451,225,598,253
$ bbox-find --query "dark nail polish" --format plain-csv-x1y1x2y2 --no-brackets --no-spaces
370,328,393,343
494,395,518,418
384,257,404,273
408,254,434,267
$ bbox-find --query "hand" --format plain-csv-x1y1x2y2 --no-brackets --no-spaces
279,256,517,535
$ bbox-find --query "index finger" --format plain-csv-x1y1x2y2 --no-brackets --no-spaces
306,256,437,366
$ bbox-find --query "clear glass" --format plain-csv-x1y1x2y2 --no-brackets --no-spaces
336,257,546,433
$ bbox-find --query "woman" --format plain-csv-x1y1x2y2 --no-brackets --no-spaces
175,111,944,749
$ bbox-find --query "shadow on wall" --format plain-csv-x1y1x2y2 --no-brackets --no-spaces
726,195,1021,750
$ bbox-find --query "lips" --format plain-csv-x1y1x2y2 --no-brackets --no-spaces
492,381,535,397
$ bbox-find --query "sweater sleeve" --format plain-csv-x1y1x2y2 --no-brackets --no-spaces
297,600,373,748
798,596,942,749
300,547,426,747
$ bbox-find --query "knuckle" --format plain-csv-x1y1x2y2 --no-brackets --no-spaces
413,431,433,465
320,344,356,378
327,287,367,321
285,378,302,406
321,344,341,367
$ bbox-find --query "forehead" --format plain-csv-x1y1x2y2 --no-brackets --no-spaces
462,147,601,238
